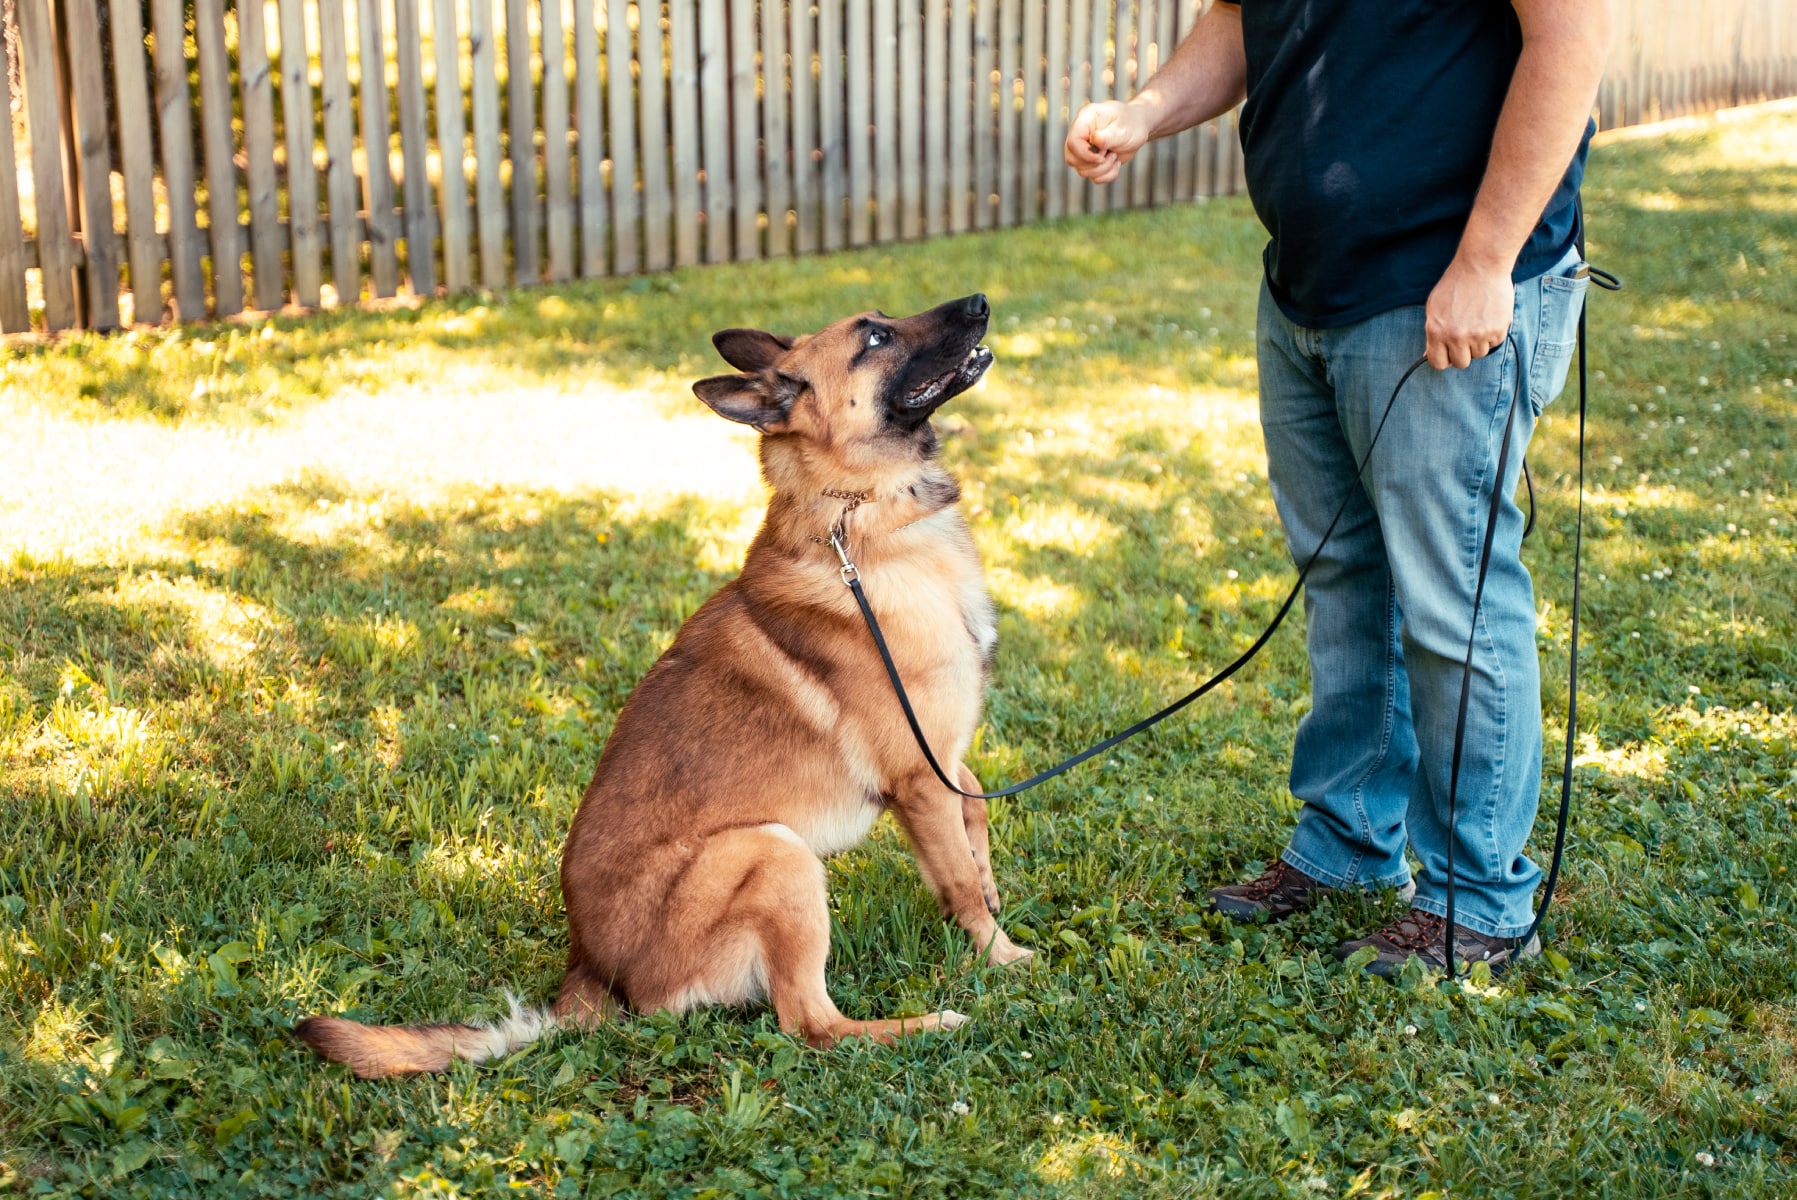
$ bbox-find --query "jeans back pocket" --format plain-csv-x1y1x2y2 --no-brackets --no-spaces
1531,265,1591,411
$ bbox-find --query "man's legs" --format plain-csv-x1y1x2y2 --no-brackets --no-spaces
1324,249,1589,952
1221,256,1588,951
1249,280,1418,896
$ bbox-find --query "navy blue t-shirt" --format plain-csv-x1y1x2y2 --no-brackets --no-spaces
1218,0,1591,329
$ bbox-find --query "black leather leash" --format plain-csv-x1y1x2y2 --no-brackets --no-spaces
834,266,1618,975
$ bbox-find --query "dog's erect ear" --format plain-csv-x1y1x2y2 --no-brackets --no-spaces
712,328,794,373
693,371,802,432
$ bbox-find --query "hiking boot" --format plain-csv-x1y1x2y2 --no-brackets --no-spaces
1335,907,1541,978
1207,860,1332,922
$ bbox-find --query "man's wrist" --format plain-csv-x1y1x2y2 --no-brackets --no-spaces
1126,92,1172,139
1449,239,1519,278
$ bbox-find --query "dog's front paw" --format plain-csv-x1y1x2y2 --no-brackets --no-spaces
984,931,1034,968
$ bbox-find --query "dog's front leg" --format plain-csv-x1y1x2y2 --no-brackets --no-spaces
955,764,1001,915
891,774,1032,967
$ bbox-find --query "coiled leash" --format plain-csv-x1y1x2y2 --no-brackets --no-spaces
834,266,1618,978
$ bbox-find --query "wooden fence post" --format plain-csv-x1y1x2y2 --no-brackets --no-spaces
0,66,30,332
239,0,287,311
63,0,120,328
280,0,326,307
17,0,80,330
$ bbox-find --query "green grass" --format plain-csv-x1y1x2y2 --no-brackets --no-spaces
2,108,1795,1198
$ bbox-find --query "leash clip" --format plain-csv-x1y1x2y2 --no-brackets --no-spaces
828,527,859,586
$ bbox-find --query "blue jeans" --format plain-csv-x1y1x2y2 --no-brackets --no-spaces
1257,248,1590,938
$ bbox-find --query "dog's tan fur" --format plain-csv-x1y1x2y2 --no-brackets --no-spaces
295,296,1031,1078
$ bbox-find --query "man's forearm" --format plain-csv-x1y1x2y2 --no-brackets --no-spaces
1454,0,1611,273
1129,3,1248,138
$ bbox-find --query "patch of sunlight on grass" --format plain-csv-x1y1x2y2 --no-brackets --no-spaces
421,840,530,888
1035,1130,1140,1183
1574,741,1670,780
1002,505,1118,554
24,999,95,1067
0,379,764,563
106,574,272,670
989,570,1084,618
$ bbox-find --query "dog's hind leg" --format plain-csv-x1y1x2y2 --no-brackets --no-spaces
551,961,618,1031
956,764,1001,915
648,824,966,1047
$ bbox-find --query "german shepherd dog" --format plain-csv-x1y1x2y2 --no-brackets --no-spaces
295,295,1033,1077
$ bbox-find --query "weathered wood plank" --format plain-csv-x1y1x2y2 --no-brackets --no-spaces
150,0,207,315
1044,0,1067,219
948,0,971,232
790,0,816,254
973,0,996,228
1020,0,1043,222
238,0,286,310
607,0,640,271
698,0,729,262
997,0,1019,225
871,0,896,242
0,55,31,330
431,0,472,291
1066,0,1090,215
897,0,921,238
639,0,671,270
107,0,162,321
924,0,946,235
572,0,604,275
540,0,573,281
761,0,790,256
506,0,540,283
16,0,79,328
468,0,507,287
729,0,760,258
669,0,700,266
816,0,845,250
847,0,872,244
64,0,122,327
195,0,246,313
395,0,438,293
279,0,324,305
318,0,363,301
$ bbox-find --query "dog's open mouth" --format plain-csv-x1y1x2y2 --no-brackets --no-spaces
901,345,994,409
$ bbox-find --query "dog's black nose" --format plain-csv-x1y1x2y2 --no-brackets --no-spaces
963,294,989,321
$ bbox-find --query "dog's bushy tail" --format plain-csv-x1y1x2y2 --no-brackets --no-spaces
293,994,559,1079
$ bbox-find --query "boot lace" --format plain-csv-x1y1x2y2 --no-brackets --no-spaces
1243,860,1300,901
1378,910,1447,952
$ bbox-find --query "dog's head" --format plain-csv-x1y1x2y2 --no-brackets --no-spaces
692,295,993,477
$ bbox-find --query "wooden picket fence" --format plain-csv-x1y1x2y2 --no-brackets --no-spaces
2,0,1794,334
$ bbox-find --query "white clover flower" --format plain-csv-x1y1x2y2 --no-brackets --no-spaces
1689,686,1702,696
1051,1113,1065,1126
1020,1051,1032,1060
1696,1151,1716,1168
951,1101,970,1115
1403,1024,1418,1037
1487,1093,1501,1106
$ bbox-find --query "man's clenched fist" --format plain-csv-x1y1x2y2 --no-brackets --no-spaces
1065,101,1156,184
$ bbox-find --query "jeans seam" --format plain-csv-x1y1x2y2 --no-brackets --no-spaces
1478,346,1516,886
1342,574,1400,883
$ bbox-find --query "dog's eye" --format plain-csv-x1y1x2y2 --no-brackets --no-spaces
866,328,889,349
